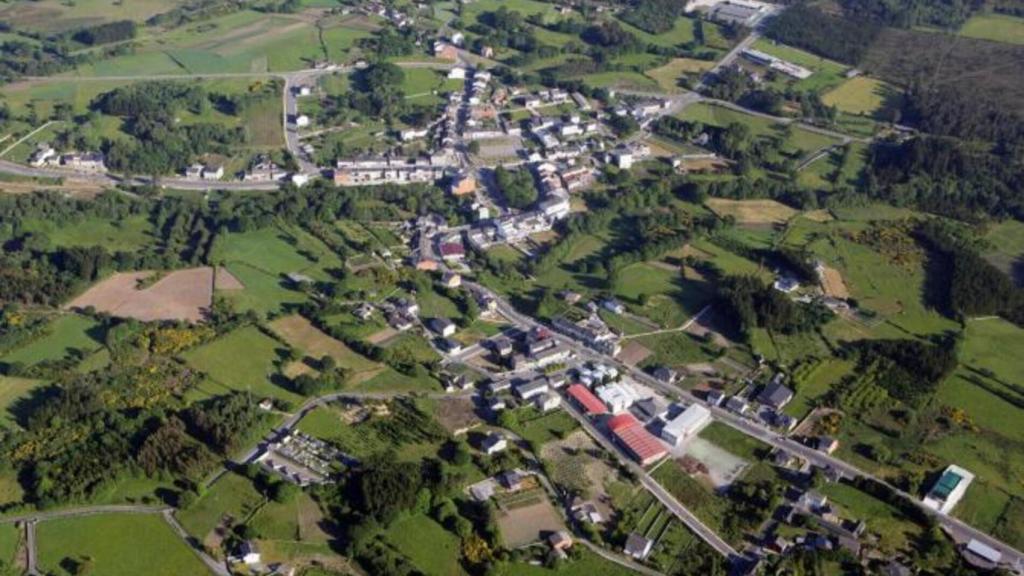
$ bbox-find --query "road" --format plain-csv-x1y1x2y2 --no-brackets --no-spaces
0,120,57,158
473,281,1024,570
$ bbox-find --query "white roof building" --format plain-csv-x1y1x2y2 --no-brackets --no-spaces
923,464,975,514
596,382,639,414
661,404,712,446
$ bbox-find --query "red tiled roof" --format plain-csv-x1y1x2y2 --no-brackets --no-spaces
608,413,666,465
567,384,607,415
440,243,465,256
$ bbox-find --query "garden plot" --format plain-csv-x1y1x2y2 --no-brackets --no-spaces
668,436,749,489
495,491,566,548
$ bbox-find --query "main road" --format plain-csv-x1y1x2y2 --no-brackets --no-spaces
470,281,1024,571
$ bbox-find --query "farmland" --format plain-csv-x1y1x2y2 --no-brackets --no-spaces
182,325,304,404
822,76,892,116
384,514,467,576
0,376,45,430
178,472,265,539
958,12,1024,45
1,313,104,367
36,514,209,576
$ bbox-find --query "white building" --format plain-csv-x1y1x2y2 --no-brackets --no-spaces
295,114,310,128
596,382,638,414
661,404,712,445
534,392,562,412
923,465,975,514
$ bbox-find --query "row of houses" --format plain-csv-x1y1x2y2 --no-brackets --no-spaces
29,144,106,172
331,152,455,186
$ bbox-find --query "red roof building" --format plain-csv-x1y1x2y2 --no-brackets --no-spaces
567,384,607,416
607,413,667,466
439,242,465,260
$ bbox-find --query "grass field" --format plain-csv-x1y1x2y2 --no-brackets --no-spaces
0,0,189,34
1,314,104,367
785,358,854,418
183,325,303,404
250,491,329,543
677,102,841,156
19,215,154,252
507,408,580,446
822,76,891,116
36,513,209,576
819,482,921,553
384,514,467,576
645,58,713,92
958,12,1024,45
495,548,637,576
178,472,264,538
705,198,798,225
613,261,712,328
983,219,1024,282
698,421,769,460
269,314,380,378
0,523,19,567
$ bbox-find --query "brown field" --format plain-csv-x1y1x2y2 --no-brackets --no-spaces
214,266,245,290
269,315,381,380
435,397,482,434
818,265,850,299
540,430,617,515
496,496,565,548
682,157,730,172
366,327,398,345
705,198,798,225
66,267,215,323
617,340,652,366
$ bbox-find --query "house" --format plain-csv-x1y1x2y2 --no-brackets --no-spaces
534,391,561,412
448,66,467,79
440,338,463,354
571,501,604,524
451,31,465,46
963,539,1002,569
661,404,712,446
258,398,274,411
61,152,105,172
489,336,513,357
439,241,466,261
291,173,309,187
652,366,679,384
923,465,975,514
482,432,508,455
602,298,626,314
450,172,477,196
487,379,512,394
201,164,224,180
354,303,374,320
773,275,800,293
623,533,654,560
286,272,314,285
881,562,912,576
800,490,829,512
608,413,667,466
548,531,573,551
185,164,204,179
434,41,458,60
297,85,312,96
725,396,750,415
634,397,669,421
387,313,414,331
430,317,457,337
392,298,419,317
488,397,507,412
497,470,526,491
479,45,494,58
514,378,549,400
29,144,56,167
441,270,462,288
706,389,726,406
815,436,840,455
295,114,310,128
469,479,496,501
772,412,798,432
240,540,261,565
767,534,791,554
758,381,794,410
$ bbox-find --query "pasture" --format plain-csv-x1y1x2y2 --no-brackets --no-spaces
0,0,187,34
819,482,921,553
179,472,265,540
983,219,1024,282
645,58,713,93
250,491,330,543
36,513,209,576
384,514,467,576
1,313,103,367
495,549,637,576
18,215,153,252
0,376,45,430
677,102,841,155
183,325,304,404
495,491,565,548
751,38,850,93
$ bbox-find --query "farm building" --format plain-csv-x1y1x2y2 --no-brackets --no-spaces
607,414,667,466
661,404,712,446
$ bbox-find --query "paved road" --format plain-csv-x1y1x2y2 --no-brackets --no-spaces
162,510,232,576
25,520,37,576
0,504,169,525
0,120,57,158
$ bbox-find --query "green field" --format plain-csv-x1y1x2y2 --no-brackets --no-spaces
506,408,580,446
822,76,892,116
613,261,712,328
384,514,467,576
0,0,189,34
751,38,851,94
20,215,154,252
819,482,921,553
495,548,637,576
296,405,390,458
250,491,329,543
0,522,20,566
36,513,209,576
178,472,265,538
183,325,303,404
698,421,769,461
958,12,1024,45
983,219,1024,281
785,358,855,418
677,103,841,156
1,314,104,367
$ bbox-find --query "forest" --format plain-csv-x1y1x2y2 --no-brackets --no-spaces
764,4,880,65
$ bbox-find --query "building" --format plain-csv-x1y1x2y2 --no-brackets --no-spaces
61,152,105,172
815,436,840,455
240,540,261,565
482,432,508,455
387,313,414,331
29,144,56,167
923,465,975,514
758,381,794,410
624,533,654,560
634,397,669,421
596,383,638,414
439,241,466,261
489,336,513,357
652,366,679,384
661,404,712,445
440,338,463,354
448,66,467,79
430,317,457,337
534,391,561,412
549,531,573,551
551,316,621,356
434,41,458,60
607,413,667,466
725,396,750,415
392,298,419,317
706,389,726,406
567,384,607,416
498,470,526,491
602,298,626,314
963,539,1002,570
295,114,310,128
514,378,550,400
201,164,224,180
